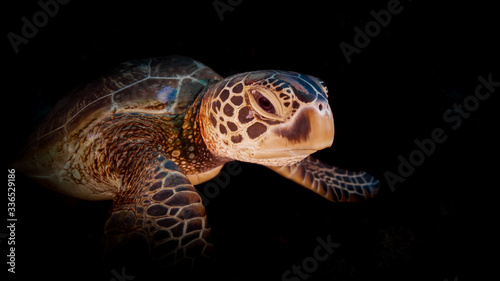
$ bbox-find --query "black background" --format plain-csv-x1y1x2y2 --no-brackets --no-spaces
4,0,498,280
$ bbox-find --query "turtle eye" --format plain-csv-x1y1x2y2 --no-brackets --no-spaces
252,89,276,114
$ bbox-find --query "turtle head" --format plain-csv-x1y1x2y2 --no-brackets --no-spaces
200,71,334,166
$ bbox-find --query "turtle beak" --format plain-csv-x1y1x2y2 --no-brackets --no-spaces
252,101,335,161
305,103,335,149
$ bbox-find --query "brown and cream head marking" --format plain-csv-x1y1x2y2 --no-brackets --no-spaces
200,70,334,166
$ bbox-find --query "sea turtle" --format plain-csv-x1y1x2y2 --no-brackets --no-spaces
14,56,379,272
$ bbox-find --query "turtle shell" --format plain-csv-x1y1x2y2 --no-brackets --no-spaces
18,56,222,177
36,56,221,143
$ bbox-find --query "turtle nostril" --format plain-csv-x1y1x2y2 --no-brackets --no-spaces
318,104,323,111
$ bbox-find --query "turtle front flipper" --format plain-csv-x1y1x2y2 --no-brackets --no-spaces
268,156,380,202
103,155,212,275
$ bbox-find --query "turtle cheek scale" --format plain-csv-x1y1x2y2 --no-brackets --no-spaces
249,104,334,165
